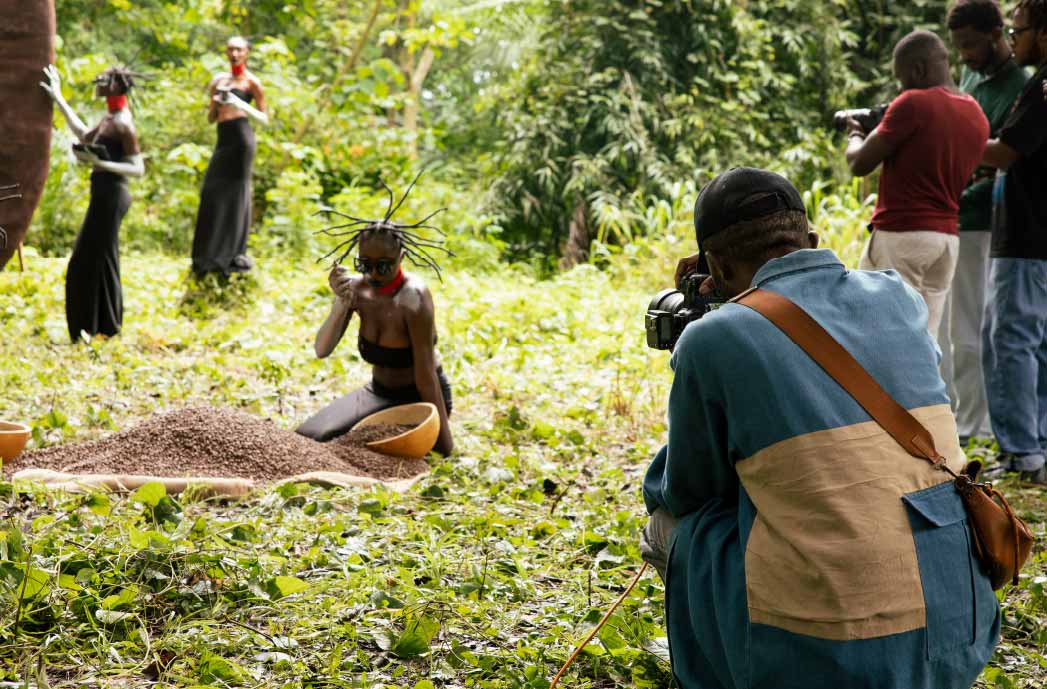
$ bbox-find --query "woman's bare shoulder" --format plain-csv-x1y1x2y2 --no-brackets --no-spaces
399,274,434,314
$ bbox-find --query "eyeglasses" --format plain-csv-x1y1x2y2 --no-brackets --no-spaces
354,257,397,275
1009,26,1034,40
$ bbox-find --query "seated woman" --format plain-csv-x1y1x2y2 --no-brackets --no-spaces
296,193,454,455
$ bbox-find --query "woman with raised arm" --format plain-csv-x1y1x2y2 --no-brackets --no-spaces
297,182,455,456
191,36,268,276
40,64,145,342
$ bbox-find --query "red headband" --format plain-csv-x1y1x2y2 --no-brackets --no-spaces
106,95,128,112
231,62,246,76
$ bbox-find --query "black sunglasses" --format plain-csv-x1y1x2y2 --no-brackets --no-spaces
353,257,397,275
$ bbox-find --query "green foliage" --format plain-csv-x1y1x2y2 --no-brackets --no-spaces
30,0,491,271
481,0,944,256
26,0,947,268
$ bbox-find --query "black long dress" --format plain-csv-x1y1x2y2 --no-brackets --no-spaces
190,91,256,275
66,134,130,342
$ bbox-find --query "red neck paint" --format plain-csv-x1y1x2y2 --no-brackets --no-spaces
106,95,128,112
377,268,405,295
231,62,246,76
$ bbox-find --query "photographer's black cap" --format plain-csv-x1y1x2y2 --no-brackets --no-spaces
694,167,806,246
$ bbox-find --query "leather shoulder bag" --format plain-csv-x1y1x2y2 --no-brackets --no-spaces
733,287,1033,589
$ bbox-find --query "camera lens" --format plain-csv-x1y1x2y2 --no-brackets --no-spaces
649,288,686,315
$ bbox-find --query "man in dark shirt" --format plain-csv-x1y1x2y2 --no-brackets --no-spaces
844,31,989,340
942,0,1029,444
980,0,1047,482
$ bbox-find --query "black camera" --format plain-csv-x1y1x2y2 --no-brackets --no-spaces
831,104,888,134
72,142,111,161
645,272,725,350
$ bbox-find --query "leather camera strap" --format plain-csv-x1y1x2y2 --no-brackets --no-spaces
732,287,955,475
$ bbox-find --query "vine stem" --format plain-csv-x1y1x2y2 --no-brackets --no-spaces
548,562,649,688
12,544,36,638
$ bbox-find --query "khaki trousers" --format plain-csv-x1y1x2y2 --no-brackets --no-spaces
859,230,960,340
939,231,993,439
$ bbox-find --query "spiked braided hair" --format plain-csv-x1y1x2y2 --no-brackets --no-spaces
316,172,454,280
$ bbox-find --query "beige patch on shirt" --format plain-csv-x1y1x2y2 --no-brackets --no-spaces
738,404,964,641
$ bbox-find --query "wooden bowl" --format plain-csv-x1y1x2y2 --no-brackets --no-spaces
0,421,31,463
351,402,439,459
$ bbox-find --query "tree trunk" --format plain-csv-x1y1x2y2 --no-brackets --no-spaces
403,47,434,159
0,0,55,270
277,0,382,171
560,197,590,269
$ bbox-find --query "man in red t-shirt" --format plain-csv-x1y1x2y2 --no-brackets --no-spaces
845,30,990,339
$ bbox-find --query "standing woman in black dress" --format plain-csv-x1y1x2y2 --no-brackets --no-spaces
39,64,145,342
191,36,268,275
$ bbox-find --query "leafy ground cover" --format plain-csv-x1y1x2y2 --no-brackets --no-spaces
0,242,1045,688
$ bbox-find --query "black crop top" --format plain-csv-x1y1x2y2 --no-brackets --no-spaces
359,335,413,369
228,87,253,103
92,134,125,162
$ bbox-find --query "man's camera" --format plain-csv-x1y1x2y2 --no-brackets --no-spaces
831,104,888,134
71,142,111,161
645,272,725,350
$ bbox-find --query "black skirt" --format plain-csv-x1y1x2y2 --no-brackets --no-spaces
191,117,255,275
66,172,130,342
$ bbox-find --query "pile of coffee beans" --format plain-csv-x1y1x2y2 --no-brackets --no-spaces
4,407,428,482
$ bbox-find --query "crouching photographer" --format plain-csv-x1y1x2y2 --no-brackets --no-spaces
640,167,998,689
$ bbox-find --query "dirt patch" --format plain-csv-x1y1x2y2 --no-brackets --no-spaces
4,407,428,482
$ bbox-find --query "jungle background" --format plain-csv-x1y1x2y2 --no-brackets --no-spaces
1,1,1045,687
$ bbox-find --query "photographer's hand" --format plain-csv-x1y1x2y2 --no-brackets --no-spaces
697,275,717,296
845,117,894,177
845,117,865,140
675,253,701,289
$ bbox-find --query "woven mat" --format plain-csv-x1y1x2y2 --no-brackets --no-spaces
11,468,427,497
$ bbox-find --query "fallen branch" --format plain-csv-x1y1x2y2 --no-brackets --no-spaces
548,562,649,688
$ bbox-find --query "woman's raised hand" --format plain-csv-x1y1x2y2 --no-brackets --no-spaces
329,265,358,306
39,64,63,102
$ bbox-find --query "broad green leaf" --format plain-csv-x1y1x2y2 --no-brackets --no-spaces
83,492,111,516
269,575,309,599
130,482,166,507
198,652,246,685
14,565,50,600
57,574,82,591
